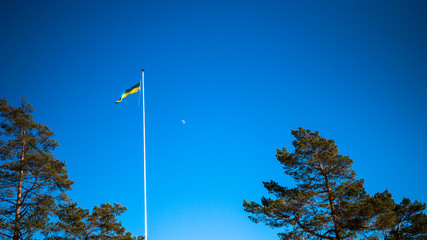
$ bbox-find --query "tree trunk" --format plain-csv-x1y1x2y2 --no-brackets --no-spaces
13,169,23,240
325,175,342,240
396,222,402,239
13,134,25,240
317,159,342,240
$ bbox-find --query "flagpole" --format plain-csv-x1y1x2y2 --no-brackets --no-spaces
142,69,148,240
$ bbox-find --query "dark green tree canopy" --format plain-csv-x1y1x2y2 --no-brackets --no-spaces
243,128,395,240
50,202,144,240
0,98,73,239
1,98,144,240
386,198,427,240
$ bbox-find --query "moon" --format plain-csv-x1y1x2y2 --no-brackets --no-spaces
181,120,185,124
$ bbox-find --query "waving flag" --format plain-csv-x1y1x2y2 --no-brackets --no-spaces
115,82,141,103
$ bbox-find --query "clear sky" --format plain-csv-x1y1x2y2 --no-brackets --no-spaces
1,1,426,239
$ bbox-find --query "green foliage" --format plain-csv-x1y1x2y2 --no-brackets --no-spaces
0,98,144,240
243,128,396,240
0,98,73,239
49,202,144,240
386,198,427,240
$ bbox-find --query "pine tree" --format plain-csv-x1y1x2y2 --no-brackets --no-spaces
0,98,73,239
243,128,395,240
386,198,427,240
51,202,144,240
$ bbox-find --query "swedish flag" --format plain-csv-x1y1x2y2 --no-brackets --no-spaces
115,82,141,103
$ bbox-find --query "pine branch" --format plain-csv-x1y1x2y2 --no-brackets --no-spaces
0,196,15,205
20,175,39,204
0,231,12,238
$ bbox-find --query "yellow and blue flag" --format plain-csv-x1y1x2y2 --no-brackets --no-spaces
115,82,141,103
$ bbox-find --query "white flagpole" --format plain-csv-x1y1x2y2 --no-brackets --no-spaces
142,69,148,240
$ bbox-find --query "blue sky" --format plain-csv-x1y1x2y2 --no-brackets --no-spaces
1,0,426,239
